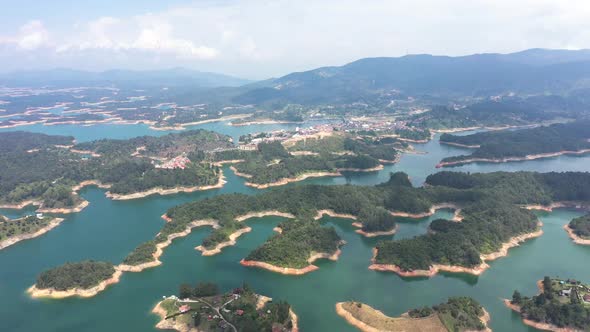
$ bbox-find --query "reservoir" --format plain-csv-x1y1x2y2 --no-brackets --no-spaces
0,121,589,331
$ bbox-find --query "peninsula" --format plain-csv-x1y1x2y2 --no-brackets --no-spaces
336,297,490,332
153,281,298,332
0,130,233,215
437,121,590,167
37,170,590,295
28,261,120,299
506,276,590,331
0,214,65,250
565,214,590,245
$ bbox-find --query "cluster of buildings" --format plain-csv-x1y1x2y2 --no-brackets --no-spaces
155,155,191,170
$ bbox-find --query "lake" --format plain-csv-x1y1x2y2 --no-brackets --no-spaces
0,121,589,331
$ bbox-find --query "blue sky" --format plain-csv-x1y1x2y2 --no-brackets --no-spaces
1,0,589,79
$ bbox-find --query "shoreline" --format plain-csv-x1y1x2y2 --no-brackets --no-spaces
389,203,461,219
439,141,481,148
148,114,252,131
314,209,357,220
563,225,590,245
235,210,295,222
436,149,590,168
230,119,301,127
335,302,492,332
521,201,590,212
369,222,543,277
503,299,573,332
105,171,226,200
244,171,341,189
118,219,219,272
240,248,342,275
195,227,252,256
353,223,398,237
27,269,123,299
0,217,65,250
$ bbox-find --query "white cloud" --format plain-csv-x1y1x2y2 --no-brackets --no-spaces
0,20,50,50
1,0,590,78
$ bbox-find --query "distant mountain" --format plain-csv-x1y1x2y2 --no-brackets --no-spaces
233,49,590,105
0,68,252,88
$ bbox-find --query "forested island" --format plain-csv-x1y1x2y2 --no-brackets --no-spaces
565,214,590,245
0,130,233,212
241,218,344,274
0,214,64,250
33,170,590,297
27,261,120,298
153,281,298,332
336,297,490,332
216,133,399,188
506,277,590,331
437,121,590,167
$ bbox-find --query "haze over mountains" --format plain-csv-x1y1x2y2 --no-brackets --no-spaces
235,48,590,105
0,68,252,88
3,49,590,106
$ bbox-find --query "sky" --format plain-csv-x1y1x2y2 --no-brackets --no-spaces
1,0,589,80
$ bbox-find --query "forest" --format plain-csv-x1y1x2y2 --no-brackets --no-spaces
246,219,342,268
120,170,590,272
439,121,590,164
409,297,487,331
0,215,57,241
225,137,397,185
569,214,590,238
35,261,115,291
0,130,230,207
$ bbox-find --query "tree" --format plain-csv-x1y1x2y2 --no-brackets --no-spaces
192,312,201,326
179,283,193,299
543,276,554,299
512,290,522,304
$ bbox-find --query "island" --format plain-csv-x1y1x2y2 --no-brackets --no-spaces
506,276,590,331
437,121,590,167
153,281,298,332
241,218,344,275
27,261,120,298
336,297,490,332
36,170,590,296
564,214,590,245
0,130,233,214
0,214,64,250
219,132,400,188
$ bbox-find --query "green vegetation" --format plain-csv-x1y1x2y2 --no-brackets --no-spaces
439,121,590,164
0,130,232,207
569,214,590,239
410,297,487,331
410,97,580,130
35,261,115,291
246,219,342,268
158,282,296,332
396,128,431,141
122,170,590,272
510,277,590,330
223,135,397,185
0,215,56,241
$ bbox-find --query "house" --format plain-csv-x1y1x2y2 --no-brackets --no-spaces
179,305,191,313
560,289,572,297
235,309,244,316
584,294,590,303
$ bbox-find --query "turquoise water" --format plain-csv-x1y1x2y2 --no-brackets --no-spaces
0,123,589,331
